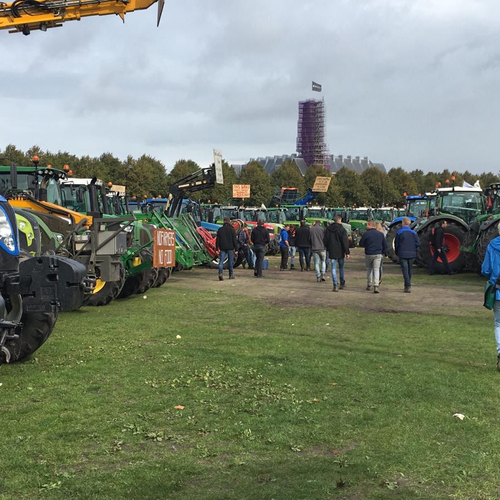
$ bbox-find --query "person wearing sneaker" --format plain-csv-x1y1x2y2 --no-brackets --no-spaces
310,221,327,282
481,234,500,371
251,219,270,278
324,214,350,292
359,219,387,293
216,217,238,281
395,217,420,293
288,225,297,270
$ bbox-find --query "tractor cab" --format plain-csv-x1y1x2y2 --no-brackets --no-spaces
435,187,484,225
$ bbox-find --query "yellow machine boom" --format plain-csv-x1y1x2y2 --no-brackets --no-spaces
0,0,164,34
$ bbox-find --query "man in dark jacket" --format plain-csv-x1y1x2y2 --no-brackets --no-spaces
216,217,238,281
395,218,420,293
428,220,452,275
294,220,311,271
359,220,387,293
324,215,350,292
251,219,270,277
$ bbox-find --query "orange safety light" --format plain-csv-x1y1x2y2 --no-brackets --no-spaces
63,165,70,171
445,179,450,184
46,164,52,169
451,175,456,182
107,181,113,188
32,155,39,164
68,170,73,177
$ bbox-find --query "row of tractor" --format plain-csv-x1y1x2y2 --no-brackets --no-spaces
0,160,224,365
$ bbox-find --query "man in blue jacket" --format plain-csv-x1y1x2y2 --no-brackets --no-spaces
481,234,500,371
395,218,420,293
279,225,290,270
359,219,387,293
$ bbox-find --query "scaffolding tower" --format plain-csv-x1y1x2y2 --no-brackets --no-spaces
296,98,329,168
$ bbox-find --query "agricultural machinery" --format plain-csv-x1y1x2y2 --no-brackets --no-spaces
414,187,485,273
385,195,429,263
0,164,130,306
462,183,500,273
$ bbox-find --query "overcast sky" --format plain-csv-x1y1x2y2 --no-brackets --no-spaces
2,0,500,174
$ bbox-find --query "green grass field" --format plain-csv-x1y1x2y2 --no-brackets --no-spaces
1,257,499,499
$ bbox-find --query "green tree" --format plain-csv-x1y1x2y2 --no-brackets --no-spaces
335,167,370,206
304,165,342,206
238,161,273,206
200,161,237,204
388,167,418,206
270,160,305,195
0,144,29,165
167,160,199,188
360,168,398,206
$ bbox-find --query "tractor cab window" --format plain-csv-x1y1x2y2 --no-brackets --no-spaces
284,207,301,221
439,191,484,224
45,178,63,206
407,200,427,218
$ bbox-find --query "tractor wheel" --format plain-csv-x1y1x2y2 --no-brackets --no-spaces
462,226,481,274
233,250,245,269
136,267,158,295
152,268,171,287
5,311,58,362
83,263,126,307
418,221,467,274
477,222,500,270
117,276,141,299
385,223,401,264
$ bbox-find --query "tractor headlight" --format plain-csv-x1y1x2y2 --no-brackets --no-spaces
0,206,18,255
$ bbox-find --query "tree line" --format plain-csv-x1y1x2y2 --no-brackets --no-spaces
1,144,498,207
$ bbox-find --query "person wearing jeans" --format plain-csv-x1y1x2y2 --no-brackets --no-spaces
216,217,238,281
294,220,311,271
481,234,500,371
250,219,270,277
310,221,326,282
325,215,350,292
279,225,290,270
395,217,420,292
359,220,387,293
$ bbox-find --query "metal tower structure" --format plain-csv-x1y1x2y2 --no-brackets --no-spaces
296,98,329,168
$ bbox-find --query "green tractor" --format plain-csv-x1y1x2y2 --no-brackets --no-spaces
0,164,130,306
462,183,500,273
414,186,485,273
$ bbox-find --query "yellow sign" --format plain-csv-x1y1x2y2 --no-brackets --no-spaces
233,184,251,198
312,176,331,193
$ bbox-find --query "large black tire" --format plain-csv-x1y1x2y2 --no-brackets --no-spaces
117,276,141,299
477,222,500,270
462,226,481,274
152,268,171,287
136,267,158,295
386,223,401,264
5,311,58,362
83,263,126,307
418,221,467,274
207,251,243,270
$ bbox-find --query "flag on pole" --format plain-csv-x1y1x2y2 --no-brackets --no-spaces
312,81,322,92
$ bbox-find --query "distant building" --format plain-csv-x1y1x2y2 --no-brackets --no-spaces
231,153,385,177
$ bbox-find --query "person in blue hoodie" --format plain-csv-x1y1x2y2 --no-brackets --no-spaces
279,224,290,270
395,218,420,293
481,234,500,371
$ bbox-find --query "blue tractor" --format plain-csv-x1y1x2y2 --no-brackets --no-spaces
385,195,429,263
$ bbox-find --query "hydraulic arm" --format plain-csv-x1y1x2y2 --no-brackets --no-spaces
0,0,164,35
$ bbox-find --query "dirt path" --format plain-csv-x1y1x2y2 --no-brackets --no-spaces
169,248,487,317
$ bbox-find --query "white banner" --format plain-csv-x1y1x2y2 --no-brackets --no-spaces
214,149,224,185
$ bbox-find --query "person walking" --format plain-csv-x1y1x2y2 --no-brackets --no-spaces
395,217,420,293
359,219,387,293
310,221,327,282
375,222,386,284
324,215,350,292
279,224,290,270
288,225,297,270
295,220,311,271
481,235,500,371
428,220,453,275
251,219,270,278
238,223,254,269
216,217,238,281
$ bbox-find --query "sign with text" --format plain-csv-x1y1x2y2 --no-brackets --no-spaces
214,149,224,184
232,184,251,198
312,176,331,193
153,229,176,268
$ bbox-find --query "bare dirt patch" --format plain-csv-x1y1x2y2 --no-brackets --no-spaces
169,249,487,318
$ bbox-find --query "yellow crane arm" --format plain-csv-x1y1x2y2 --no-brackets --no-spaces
0,0,164,35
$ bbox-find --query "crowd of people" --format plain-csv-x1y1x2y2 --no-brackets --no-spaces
215,216,443,292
